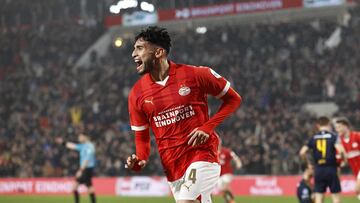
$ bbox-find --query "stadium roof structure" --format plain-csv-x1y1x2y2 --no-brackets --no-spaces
76,0,354,68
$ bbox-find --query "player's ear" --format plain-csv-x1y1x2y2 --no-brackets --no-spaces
155,47,165,58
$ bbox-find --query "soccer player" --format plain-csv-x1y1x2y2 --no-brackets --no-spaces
56,134,96,203
334,117,360,199
126,26,242,203
296,164,314,203
299,116,345,203
218,140,242,203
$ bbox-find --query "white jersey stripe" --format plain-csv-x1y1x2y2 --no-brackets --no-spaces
347,150,360,159
131,124,149,131
216,81,230,99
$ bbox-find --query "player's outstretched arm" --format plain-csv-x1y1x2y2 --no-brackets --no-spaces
126,128,150,172
230,151,242,169
55,137,77,150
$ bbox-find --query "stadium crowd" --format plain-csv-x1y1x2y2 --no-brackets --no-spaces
0,4,359,177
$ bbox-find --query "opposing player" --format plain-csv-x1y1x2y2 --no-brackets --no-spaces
56,134,96,203
299,116,345,203
126,26,242,203
218,140,242,203
334,117,360,199
296,164,314,203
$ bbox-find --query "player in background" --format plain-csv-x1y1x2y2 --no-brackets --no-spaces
217,139,242,203
334,117,360,199
299,116,346,203
296,164,314,203
56,134,96,203
126,26,242,203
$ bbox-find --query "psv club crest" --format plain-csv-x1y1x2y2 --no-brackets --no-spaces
178,85,191,96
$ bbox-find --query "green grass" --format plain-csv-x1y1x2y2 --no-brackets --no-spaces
0,196,358,203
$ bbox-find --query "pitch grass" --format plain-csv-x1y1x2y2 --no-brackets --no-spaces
0,196,358,203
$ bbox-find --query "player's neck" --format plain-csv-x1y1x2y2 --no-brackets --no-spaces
318,126,330,132
150,58,169,81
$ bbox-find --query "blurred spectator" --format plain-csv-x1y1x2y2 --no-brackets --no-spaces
0,5,359,177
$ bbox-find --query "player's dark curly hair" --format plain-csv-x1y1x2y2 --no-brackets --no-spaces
135,26,171,54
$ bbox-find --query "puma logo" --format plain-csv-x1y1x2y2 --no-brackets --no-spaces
182,183,192,191
144,97,154,105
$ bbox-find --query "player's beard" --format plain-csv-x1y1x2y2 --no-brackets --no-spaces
137,58,155,76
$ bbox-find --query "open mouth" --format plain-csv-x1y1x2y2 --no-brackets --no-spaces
134,59,143,71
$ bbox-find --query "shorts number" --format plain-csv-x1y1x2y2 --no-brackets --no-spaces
316,139,327,158
188,169,197,184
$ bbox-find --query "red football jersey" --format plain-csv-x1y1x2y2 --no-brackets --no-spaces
128,61,231,181
340,131,360,176
219,147,234,176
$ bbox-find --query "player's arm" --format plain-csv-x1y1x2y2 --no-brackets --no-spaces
127,92,150,171
79,146,94,170
230,151,242,169
75,159,89,178
335,142,347,167
188,67,242,147
299,145,310,166
126,129,150,171
55,137,77,150
311,194,315,203
80,160,89,170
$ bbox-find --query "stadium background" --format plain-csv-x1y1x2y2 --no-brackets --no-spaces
0,0,360,202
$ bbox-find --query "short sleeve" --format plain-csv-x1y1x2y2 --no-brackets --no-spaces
195,67,230,98
128,91,149,131
75,144,82,151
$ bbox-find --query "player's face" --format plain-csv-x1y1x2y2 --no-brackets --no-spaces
334,123,346,136
132,38,157,75
78,134,86,143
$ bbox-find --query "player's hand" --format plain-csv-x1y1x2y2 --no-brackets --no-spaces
75,170,82,178
126,154,147,171
236,161,242,169
339,161,346,168
55,137,64,144
187,128,209,147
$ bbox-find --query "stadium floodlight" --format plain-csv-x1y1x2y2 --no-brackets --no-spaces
109,0,138,14
140,1,155,13
114,37,123,47
196,26,207,34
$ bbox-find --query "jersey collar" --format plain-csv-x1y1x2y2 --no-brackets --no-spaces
145,60,176,84
168,60,177,76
